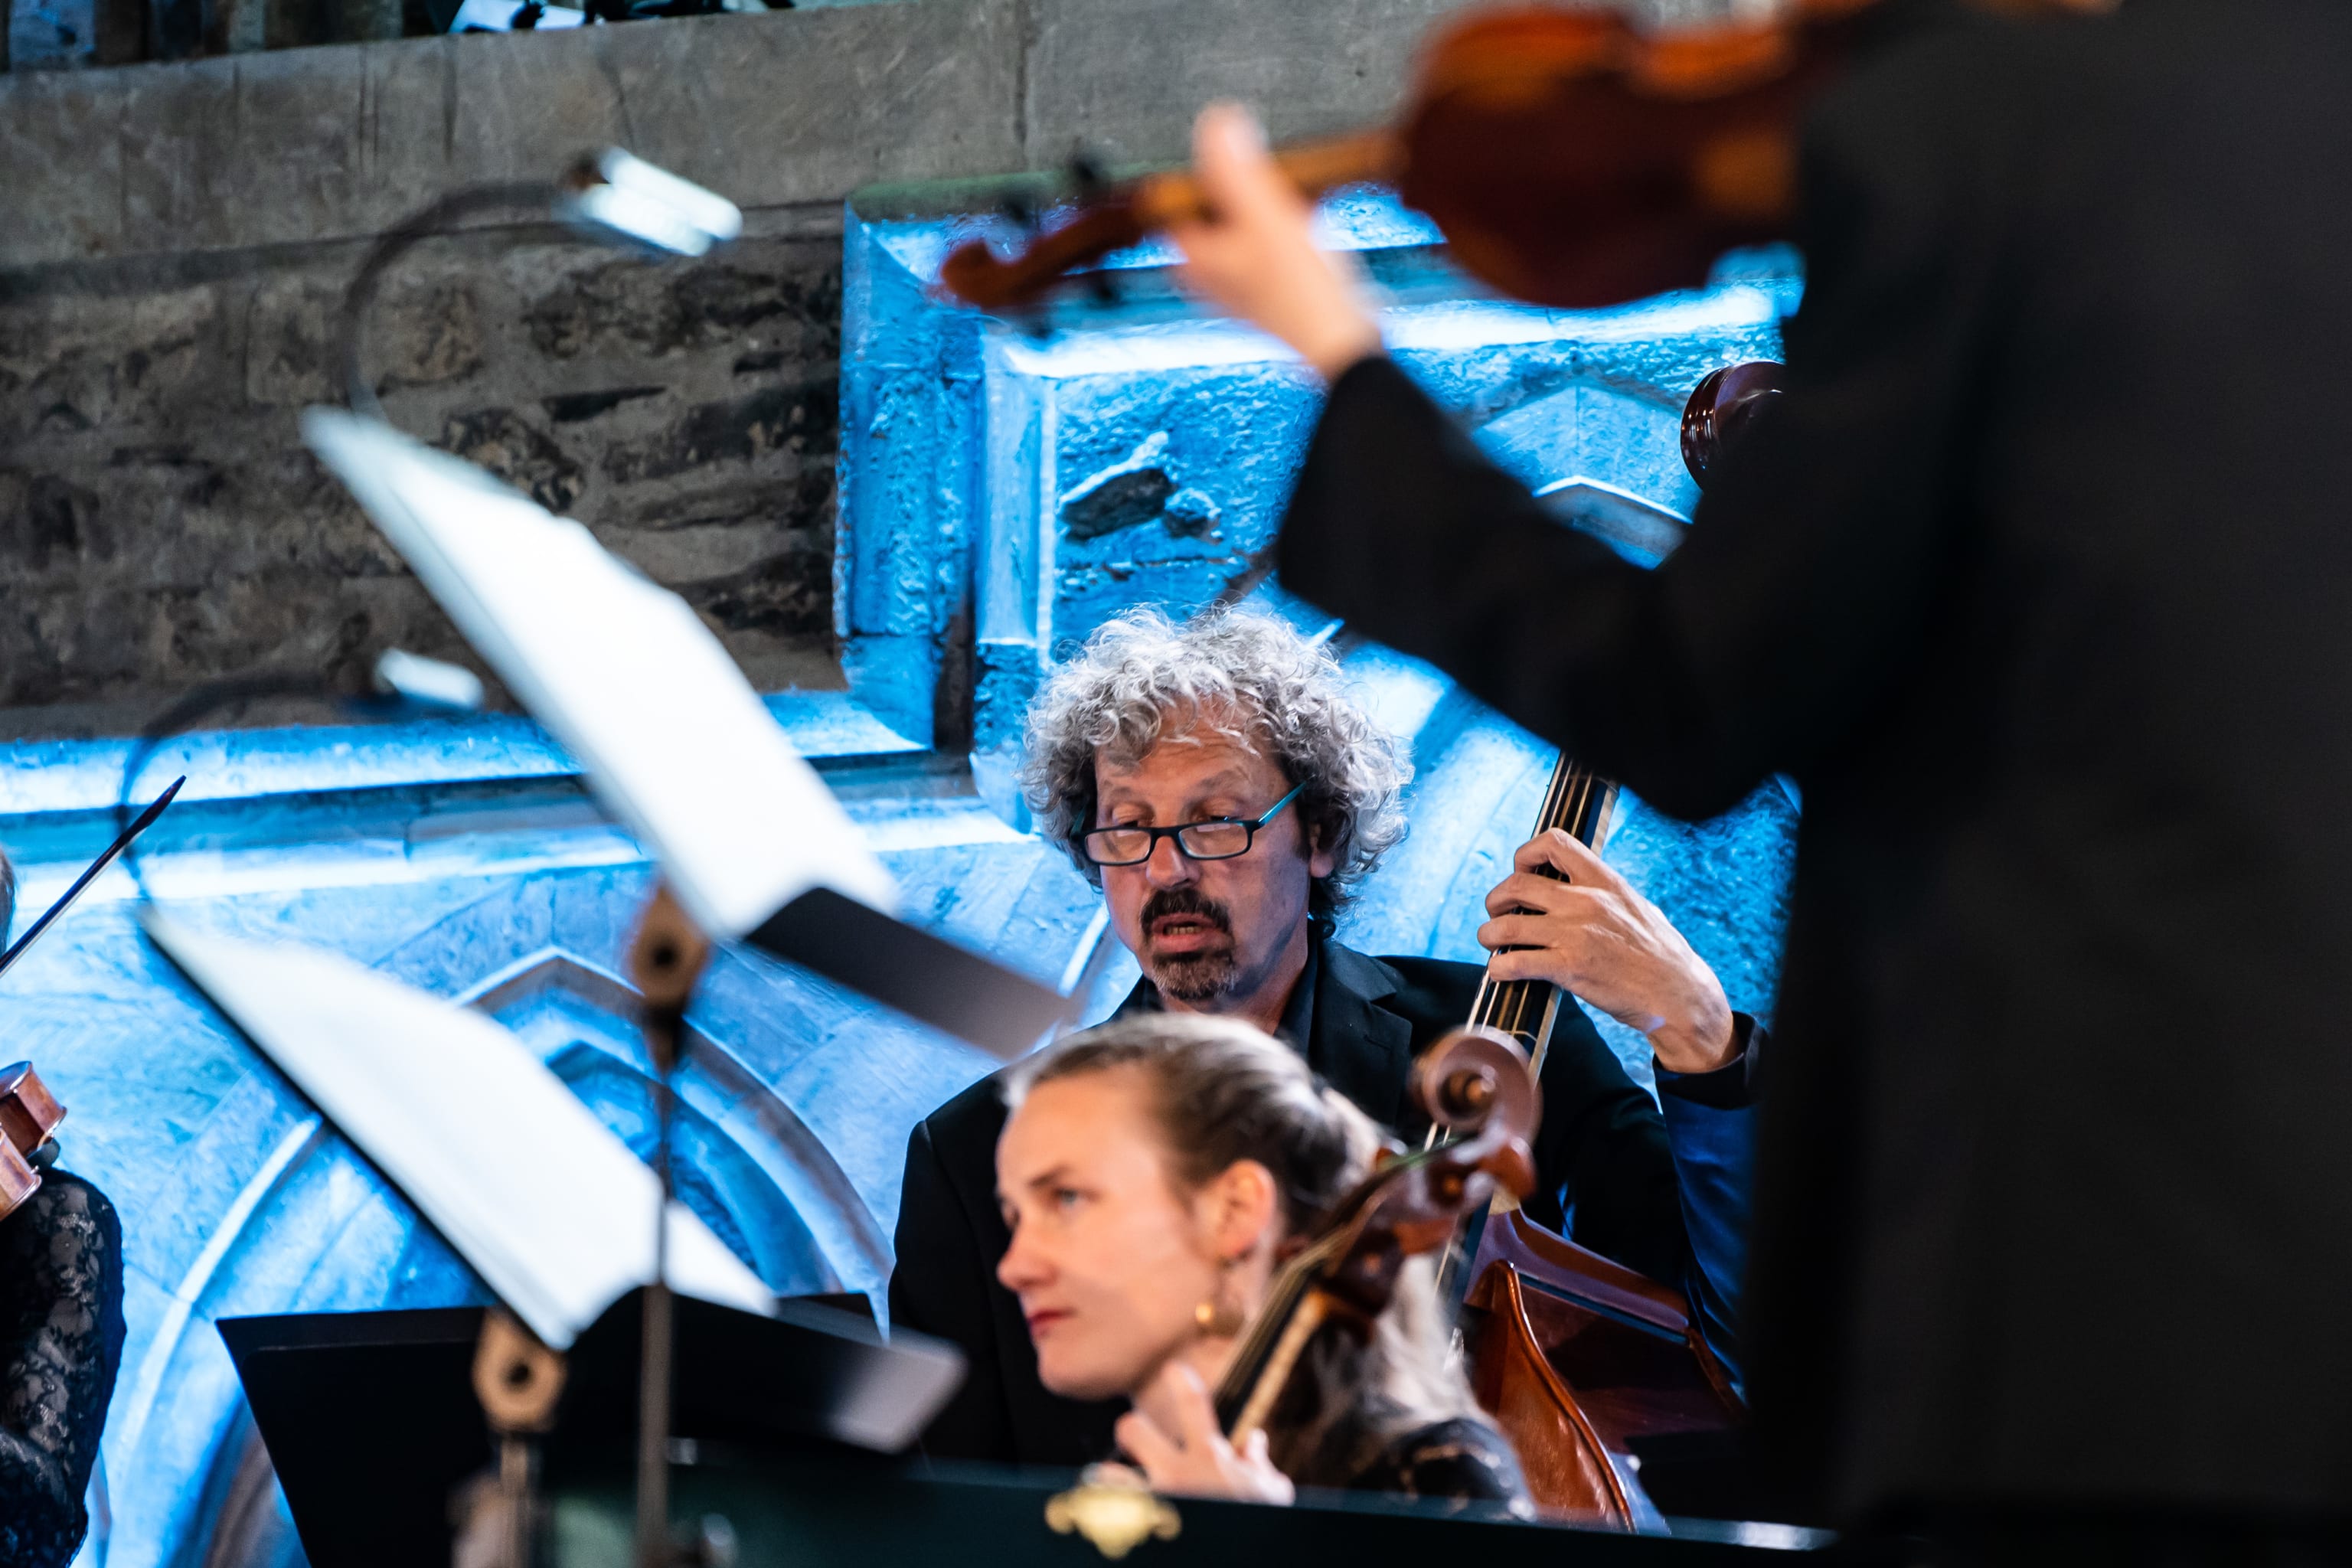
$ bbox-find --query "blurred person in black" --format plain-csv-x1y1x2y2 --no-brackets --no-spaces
0,848,127,1568
1164,0,2352,1558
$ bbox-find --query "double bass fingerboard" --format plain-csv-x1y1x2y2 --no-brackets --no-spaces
1429,753,1617,1299
1466,753,1618,1080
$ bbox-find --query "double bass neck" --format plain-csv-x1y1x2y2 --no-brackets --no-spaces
1467,753,1618,1080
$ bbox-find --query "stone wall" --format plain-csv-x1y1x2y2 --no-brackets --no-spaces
0,0,1510,737
0,214,845,733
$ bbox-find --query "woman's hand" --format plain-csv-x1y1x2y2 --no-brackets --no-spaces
1479,829,1739,1076
1165,103,1386,384
1113,1362,1297,1505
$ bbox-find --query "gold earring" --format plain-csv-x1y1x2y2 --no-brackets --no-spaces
1193,1295,1246,1336
1194,1256,1246,1336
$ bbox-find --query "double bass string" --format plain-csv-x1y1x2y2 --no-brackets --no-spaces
1471,754,1608,1059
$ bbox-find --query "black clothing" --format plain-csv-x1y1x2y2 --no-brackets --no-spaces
1,1169,126,1568
1918,1507,2352,1568
889,934,1685,1467
1299,1413,1534,1518
1276,0,2352,1523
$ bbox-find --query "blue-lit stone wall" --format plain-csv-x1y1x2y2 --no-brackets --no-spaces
0,191,1800,1568
2,704,1123,1568
838,191,1801,1067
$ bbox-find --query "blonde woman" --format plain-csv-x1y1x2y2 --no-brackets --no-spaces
994,1012,1530,1514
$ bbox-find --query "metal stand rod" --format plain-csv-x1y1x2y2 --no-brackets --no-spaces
470,1308,567,1568
635,1066,677,1568
626,884,710,1568
500,1433,538,1568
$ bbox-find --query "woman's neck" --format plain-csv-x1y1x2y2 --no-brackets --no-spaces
1132,1334,1238,1434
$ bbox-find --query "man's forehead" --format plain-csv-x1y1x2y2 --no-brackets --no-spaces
1096,720,1273,792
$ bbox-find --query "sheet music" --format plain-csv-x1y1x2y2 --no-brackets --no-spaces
145,910,775,1351
301,409,894,943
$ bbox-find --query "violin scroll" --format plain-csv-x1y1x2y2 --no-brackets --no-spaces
1217,1027,1541,1440
1412,1025,1538,1203
1317,1027,1540,1315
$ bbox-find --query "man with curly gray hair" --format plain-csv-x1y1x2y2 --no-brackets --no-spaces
1020,608,1409,1018
893,609,1747,1472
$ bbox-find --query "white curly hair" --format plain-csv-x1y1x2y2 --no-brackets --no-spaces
1019,608,1411,926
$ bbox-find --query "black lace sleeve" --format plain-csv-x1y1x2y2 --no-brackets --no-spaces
1348,1416,1536,1519
0,1169,128,1568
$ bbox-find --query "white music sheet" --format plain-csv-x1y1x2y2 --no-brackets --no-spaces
145,910,775,1351
301,407,895,943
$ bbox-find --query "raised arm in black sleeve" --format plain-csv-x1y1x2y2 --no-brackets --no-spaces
1273,42,1996,821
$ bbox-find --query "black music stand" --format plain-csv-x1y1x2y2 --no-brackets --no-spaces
284,409,1080,1564
222,1292,958,1568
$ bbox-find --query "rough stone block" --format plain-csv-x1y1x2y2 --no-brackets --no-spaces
0,225,844,719
241,272,341,407
0,68,126,262
1022,0,1480,168
595,0,1024,211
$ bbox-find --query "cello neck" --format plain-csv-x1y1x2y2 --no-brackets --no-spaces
1466,754,1616,1077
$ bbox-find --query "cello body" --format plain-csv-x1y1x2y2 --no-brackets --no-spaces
1460,1207,1743,1523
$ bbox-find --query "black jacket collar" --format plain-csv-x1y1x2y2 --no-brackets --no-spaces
1112,931,1419,1128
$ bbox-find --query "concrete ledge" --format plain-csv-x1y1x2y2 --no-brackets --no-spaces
2,1,1020,268
1,0,1485,273
0,688,920,820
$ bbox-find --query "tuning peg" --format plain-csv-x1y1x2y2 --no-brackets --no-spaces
1067,147,1112,204
998,188,1041,237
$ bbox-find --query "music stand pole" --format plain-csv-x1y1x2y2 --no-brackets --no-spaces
628,886,712,1568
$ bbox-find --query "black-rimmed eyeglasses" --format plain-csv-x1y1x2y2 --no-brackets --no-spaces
1080,783,1306,867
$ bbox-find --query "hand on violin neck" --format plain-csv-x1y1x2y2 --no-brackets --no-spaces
1478,829,1739,1076
1168,103,1384,384
1116,1361,1296,1506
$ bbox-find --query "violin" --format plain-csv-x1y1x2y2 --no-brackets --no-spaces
939,0,1881,315
1212,1027,1539,1444
0,1066,67,1223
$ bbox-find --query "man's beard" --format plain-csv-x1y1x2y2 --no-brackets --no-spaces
1138,887,1240,1006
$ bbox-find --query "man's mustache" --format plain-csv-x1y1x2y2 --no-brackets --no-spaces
1139,887,1233,939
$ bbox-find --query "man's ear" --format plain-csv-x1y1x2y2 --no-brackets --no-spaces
1305,817,1338,883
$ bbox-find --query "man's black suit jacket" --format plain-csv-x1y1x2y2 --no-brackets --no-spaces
889,936,1684,1468
1274,0,2352,1524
